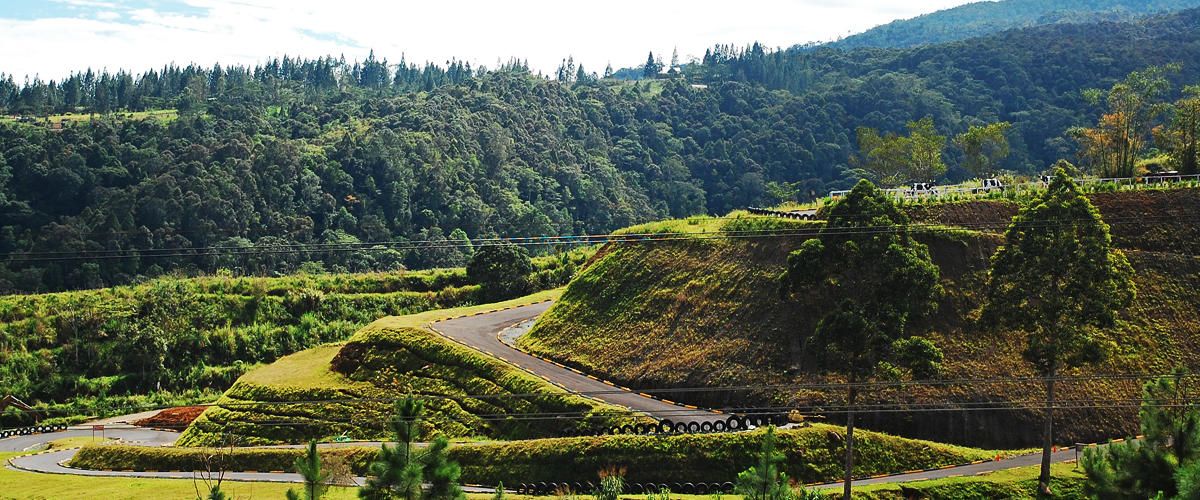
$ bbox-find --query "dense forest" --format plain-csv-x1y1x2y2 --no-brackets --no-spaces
5,9,1200,292
816,0,1200,50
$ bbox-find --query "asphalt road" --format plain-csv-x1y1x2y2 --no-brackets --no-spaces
3,428,495,492
3,304,1103,490
430,301,725,423
0,428,178,452
811,447,1086,488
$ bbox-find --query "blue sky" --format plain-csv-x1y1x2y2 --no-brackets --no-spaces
0,0,979,80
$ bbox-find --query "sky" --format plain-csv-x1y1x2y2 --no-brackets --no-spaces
0,0,982,81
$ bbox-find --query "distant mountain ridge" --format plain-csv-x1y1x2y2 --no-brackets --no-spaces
816,0,1200,50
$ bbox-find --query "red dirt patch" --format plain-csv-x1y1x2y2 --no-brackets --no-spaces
132,406,208,429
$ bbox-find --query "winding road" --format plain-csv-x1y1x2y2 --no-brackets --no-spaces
4,301,1095,490
429,301,724,423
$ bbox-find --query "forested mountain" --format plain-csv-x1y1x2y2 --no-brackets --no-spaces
5,9,1200,293
816,0,1200,50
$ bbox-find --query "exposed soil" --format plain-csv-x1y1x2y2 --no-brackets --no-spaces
131,406,208,429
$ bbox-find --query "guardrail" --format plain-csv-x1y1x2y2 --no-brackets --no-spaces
0,424,69,439
559,413,789,437
828,173,1200,199
746,207,819,220
515,480,735,496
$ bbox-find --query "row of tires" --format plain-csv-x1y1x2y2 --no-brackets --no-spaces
0,424,68,438
515,481,736,496
746,207,817,220
560,413,788,437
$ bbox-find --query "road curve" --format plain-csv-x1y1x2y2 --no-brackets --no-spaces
430,301,724,423
3,429,495,492
811,446,1094,488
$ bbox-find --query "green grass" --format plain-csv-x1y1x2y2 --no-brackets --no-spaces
1,247,594,429
0,109,180,124
447,424,1017,486
0,451,361,500
521,187,1200,449
48,436,115,449
613,212,820,236
849,462,1087,500
72,424,1019,487
176,289,642,446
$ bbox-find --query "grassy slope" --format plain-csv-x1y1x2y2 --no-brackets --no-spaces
0,248,591,428
520,188,1200,449
449,424,1012,485
851,462,1087,500
0,452,361,500
177,289,640,446
74,425,1012,486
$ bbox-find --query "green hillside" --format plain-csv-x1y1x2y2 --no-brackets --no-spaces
819,0,1200,50
177,290,639,446
0,248,590,428
519,186,1200,448
84,425,1014,485
8,9,1200,294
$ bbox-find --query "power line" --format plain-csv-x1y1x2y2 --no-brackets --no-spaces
2,212,1193,264
23,371,1200,417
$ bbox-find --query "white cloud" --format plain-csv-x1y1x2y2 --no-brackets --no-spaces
0,0,982,80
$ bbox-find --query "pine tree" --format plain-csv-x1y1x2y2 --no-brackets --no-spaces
779,179,943,500
983,168,1136,495
643,52,658,79
287,441,331,500
1083,369,1200,499
735,426,792,500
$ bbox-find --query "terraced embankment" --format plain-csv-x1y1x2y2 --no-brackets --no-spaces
177,291,640,446
520,188,1200,448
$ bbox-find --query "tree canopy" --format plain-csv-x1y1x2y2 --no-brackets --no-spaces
982,167,1136,493
1083,369,1200,500
5,9,1200,291
778,179,942,499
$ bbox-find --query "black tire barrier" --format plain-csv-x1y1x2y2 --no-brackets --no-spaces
631,483,645,494
696,483,710,495
722,482,736,493
683,483,696,494
713,420,727,432
634,423,646,435
516,484,526,495
673,421,688,433
659,420,673,433
672,483,683,493
549,482,560,494
572,482,583,493
700,421,713,433
621,425,634,434
727,415,742,430
537,482,548,495
687,421,701,433
610,426,621,435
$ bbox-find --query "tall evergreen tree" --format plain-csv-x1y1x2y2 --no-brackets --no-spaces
643,52,659,79
983,167,1136,495
1083,368,1200,499
779,179,943,500
359,397,463,500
